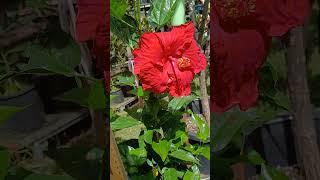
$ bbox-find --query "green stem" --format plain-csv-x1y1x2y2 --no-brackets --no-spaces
134,0,141,34
171,0,185,26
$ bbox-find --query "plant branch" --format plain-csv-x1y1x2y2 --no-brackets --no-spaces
196,0,210,125
285,26,320,179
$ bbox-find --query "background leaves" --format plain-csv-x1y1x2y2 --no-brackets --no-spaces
149,0,179,28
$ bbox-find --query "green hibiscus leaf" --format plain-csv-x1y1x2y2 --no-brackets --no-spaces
111,116,141,131
149,0,179,28
151,140,171,162
247,150,265,166
163,168,179,180
170,149,199,164
168,96,196,111
110,0,128,19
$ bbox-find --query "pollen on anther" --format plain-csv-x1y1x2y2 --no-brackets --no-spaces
177,57,191,70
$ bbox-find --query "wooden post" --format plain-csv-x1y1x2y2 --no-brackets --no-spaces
110,130,128,180
285,26,320,179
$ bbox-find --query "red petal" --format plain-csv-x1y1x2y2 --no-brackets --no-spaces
211,16,270,113
166,61,194,97
183,39,207,74
255,0,310,36
155,22,195,57
133,33,164,75
138,62,168,94
76,0,107,73
213,0,310,36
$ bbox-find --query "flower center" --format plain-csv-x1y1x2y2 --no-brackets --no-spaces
177,57,191,70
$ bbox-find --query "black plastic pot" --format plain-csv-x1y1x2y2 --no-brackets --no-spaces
120,85,134,97
111,89,124,105
34,75,79,113
189,99,202,114
0,85,45,132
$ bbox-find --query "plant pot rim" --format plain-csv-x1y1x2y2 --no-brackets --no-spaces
0,85,35,101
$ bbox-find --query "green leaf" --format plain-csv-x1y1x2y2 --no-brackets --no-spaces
144,130,154,144
212,112,248,152
56,80,106,110
168,96,196,111
138,134,146,148
53,43,81,71
110,15,137,44
0,105,24,125
137,86,144,97
116,75,135,87
183,171,200,180
174,130,188,147
127,146,147,166
272,91,291,111
190,112,209,142
22,43,81,76
0,148,10,180
247,150,265,166
242,106,280,136
128,147,147,158
149,0,179,28
184,144,196,154
111,116,141,131
170,149,199,164
151,140,171,162
260,164,289,180
110,0,128,19
131,172,155,180
163,168,179,180
114,124,145,143
194,146,210,160
55,88,90,107
183,164,200,180
87,80,107,110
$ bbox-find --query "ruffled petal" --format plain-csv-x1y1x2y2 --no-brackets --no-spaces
211,17,270,113
166,61,194,96
183,39,207,74
155,22,195,57
133,33,164,75
138,62,168,94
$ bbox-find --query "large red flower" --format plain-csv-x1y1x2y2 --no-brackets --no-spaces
76,0,108,73
133,22,207,97
211,0,309,113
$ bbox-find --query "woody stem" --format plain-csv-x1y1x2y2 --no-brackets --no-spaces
197,0,210,125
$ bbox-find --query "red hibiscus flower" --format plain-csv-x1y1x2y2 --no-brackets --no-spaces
211,0,309,113
211,13,271,112
133,22,207,97
76,0,108,73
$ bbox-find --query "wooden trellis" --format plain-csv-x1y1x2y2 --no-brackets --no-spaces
110,130,128,180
